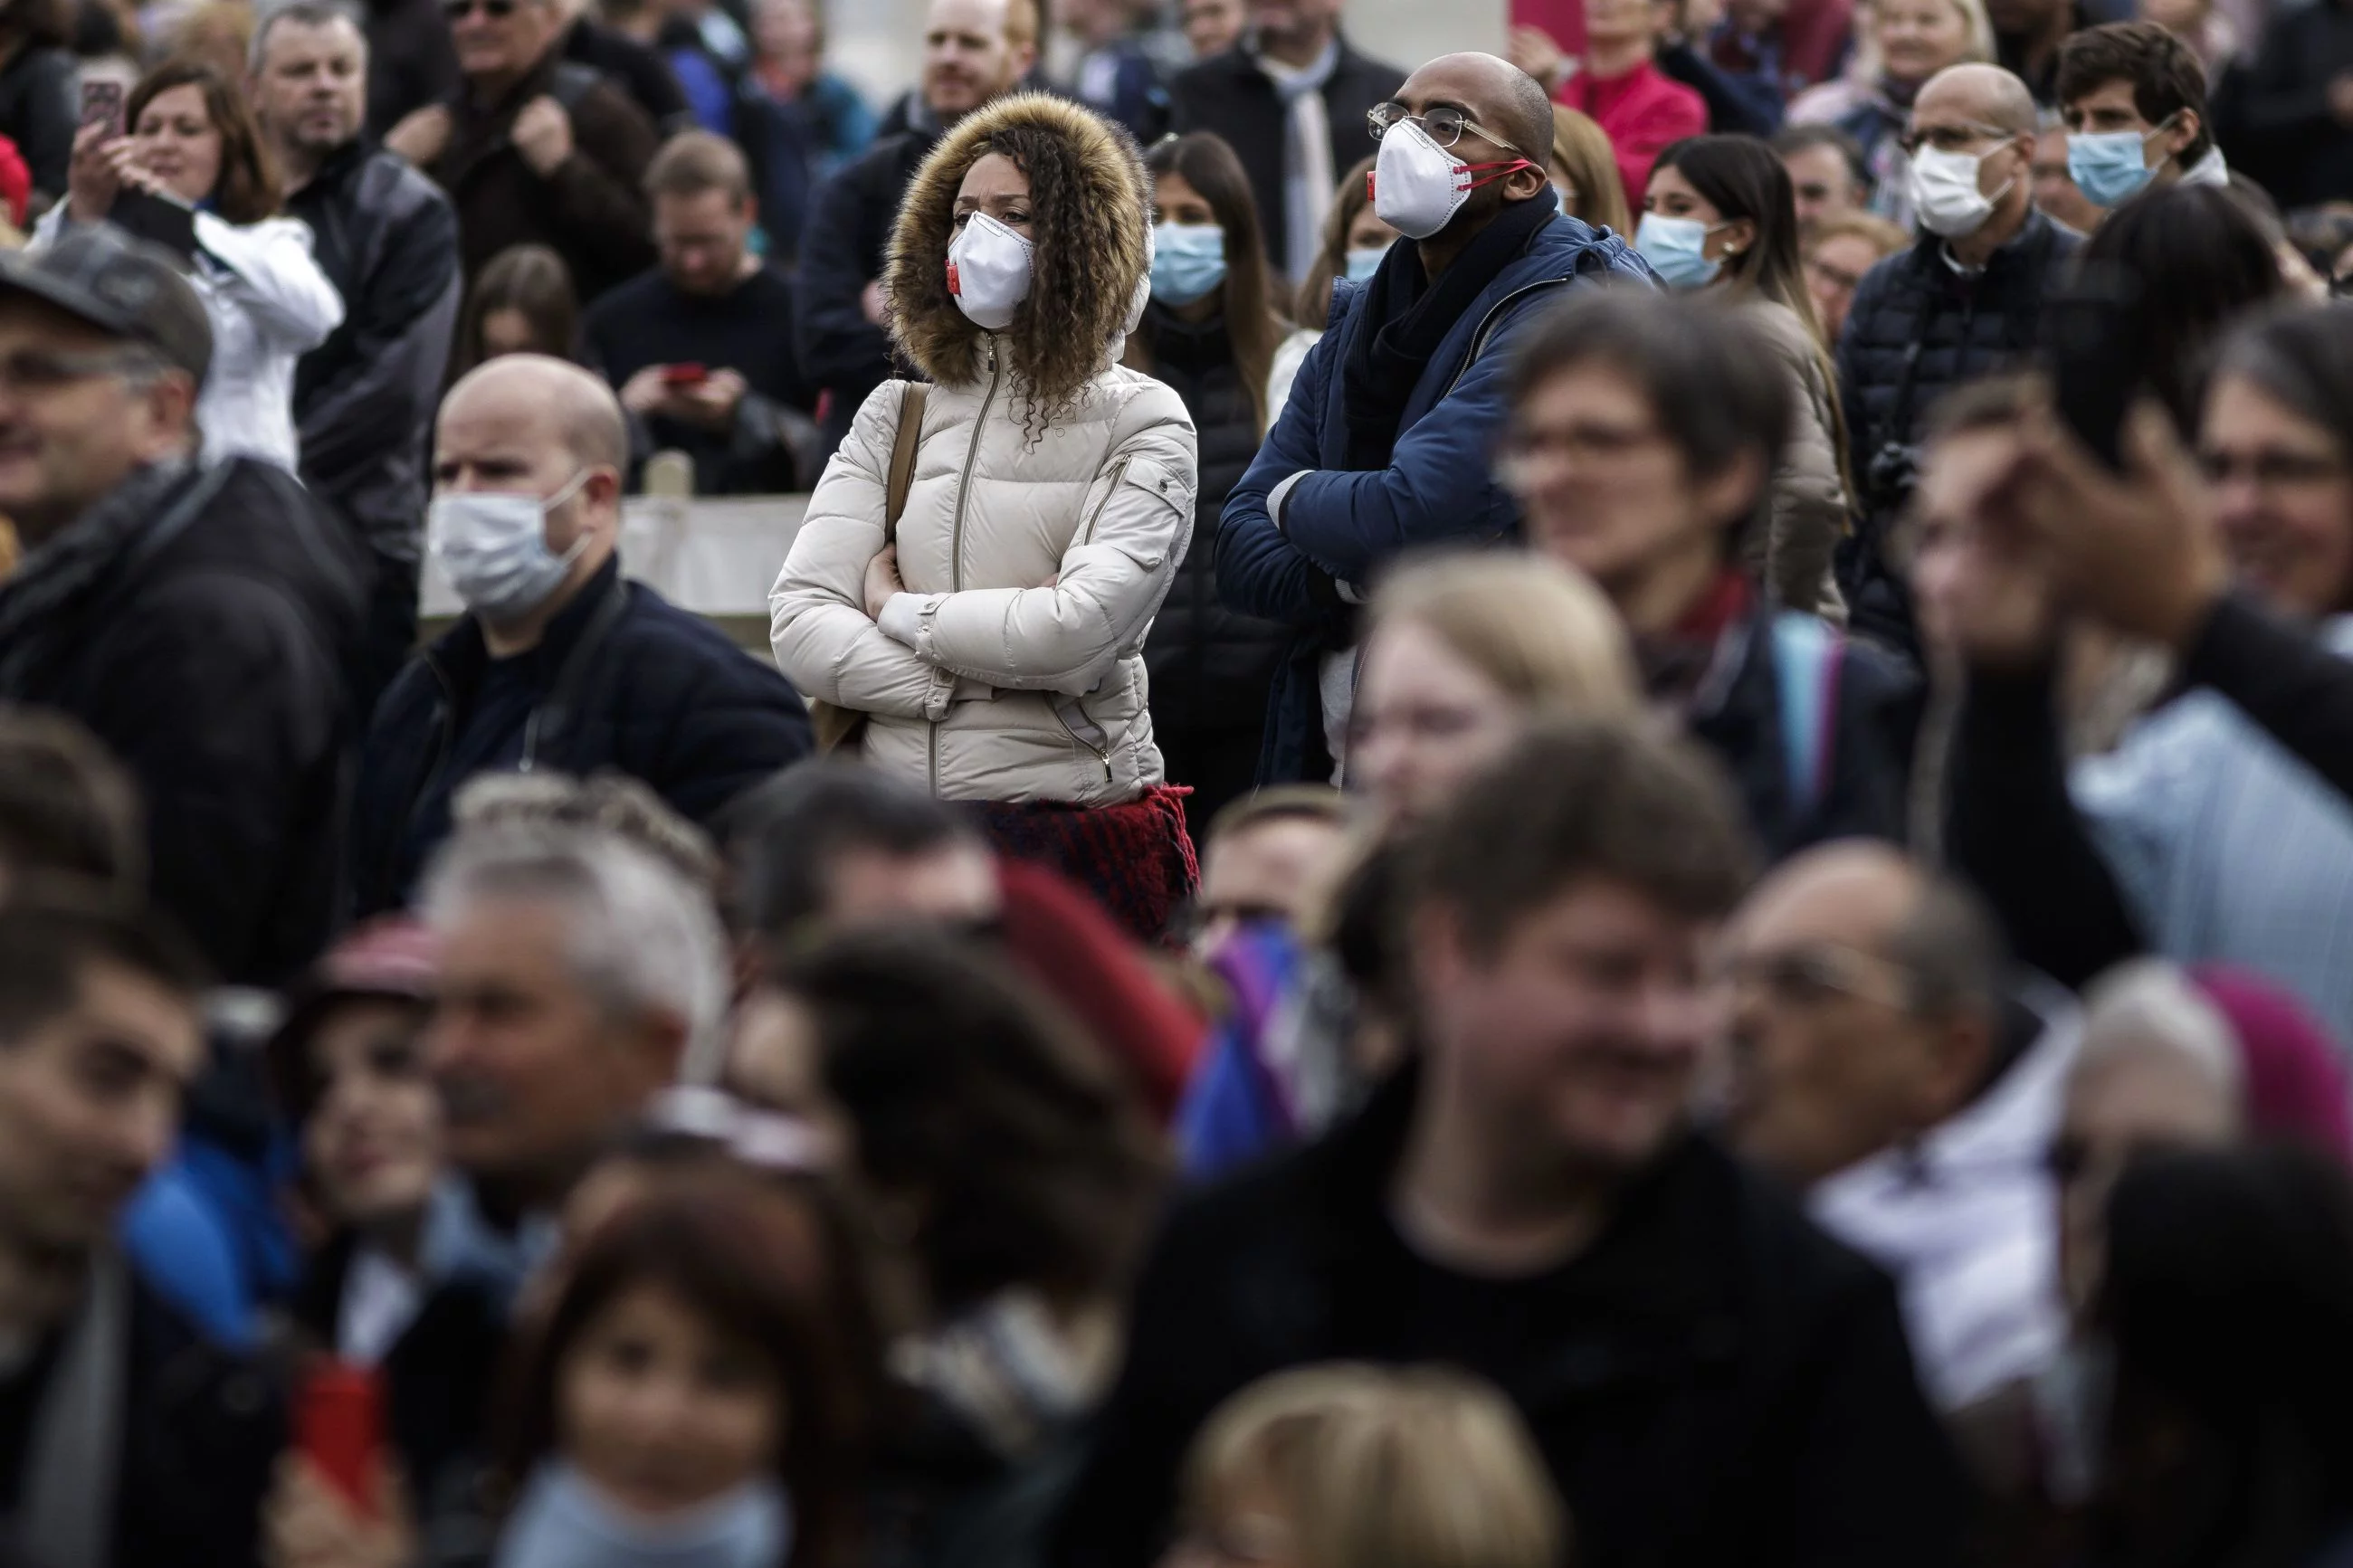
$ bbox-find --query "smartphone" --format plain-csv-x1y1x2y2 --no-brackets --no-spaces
297,1362,385,1516
662,363,709,386
2043,261,2150,470
78,80,122,138
107,188,198,263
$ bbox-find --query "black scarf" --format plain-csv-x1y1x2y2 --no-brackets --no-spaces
1339,193,1556,471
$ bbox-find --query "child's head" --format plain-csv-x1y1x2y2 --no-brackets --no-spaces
1167,1364,1567,1568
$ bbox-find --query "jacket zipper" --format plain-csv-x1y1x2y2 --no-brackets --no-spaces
933,340,1004,797
1080,455,1131,546
1055,700,1116,784
1439,277,1579,403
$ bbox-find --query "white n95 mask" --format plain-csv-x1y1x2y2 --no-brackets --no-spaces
947,211,1034,330
428,470,591,623
1370,117,1534,240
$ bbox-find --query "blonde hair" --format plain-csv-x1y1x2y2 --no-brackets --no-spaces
1367,552,1639,719
1180,1364,1567,1568
1851,0,1996,83
1548,105,1634,236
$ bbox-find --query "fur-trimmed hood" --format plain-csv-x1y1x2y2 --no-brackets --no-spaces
884,92,1151,397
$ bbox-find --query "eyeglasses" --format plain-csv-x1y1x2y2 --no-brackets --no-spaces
1710,945,1916,1011
1895,120,2015,157
0,347,166,394
1496,418,1668,487
1804,255,1867,294
442,0,518,19
2198,447,2348,489
1367,100,1522,156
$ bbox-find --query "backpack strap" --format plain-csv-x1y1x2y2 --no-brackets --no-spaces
547,62,605,115
1770,611,1843,818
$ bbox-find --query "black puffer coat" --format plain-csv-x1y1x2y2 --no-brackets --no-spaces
1140,306,1288,738
1834,211,2080,654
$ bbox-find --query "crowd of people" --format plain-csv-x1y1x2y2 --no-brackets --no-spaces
6,0,2353,1562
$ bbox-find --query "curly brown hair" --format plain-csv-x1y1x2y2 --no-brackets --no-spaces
885,92,1149,430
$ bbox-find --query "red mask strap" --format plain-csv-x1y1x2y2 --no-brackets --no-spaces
1463,157,1538,191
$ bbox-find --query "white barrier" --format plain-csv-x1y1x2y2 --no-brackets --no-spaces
419,493,812,619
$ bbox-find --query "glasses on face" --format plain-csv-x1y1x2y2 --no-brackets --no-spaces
2198,446,2348,490
1896,120,2013,157
0,347,165,394
442,0,517,20
1367,100,1522,156
1496,418,1666,489
1805,255,1866,294
1710,945,1916,1010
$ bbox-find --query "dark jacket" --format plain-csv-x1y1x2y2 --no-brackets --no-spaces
1138,306,1287,737
1067,39,1171,145
1835,210,2080,654
0,458,365,983
289,1233,508,1529
2213,0,2353,209
795,126,938,454
366,0,461,137
427,48,660,302
1167,37,1405,278
1685,604,1921,859
583,261,821,493
102,1267,283,1568
560,16,695,138
0,43,75,204
349,556,814,916
291,140,462,565
1048,1062,1975,1568
1217,204,1653,782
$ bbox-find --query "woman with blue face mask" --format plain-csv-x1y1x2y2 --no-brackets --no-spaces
1639,135,1853,613
1265,155,1399,423
1123,131,1293,834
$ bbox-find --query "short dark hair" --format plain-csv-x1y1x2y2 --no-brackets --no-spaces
250,0,365,71
1510,285,1793,490
1771,122,1867,185
1410,717,1754,957
2056,22,2214,166
719,758,981,938
2082,183,2286,431
500,1164,875,1568
1502,64,1557,172
645,128,752,204
767,929,1164,1313
0,709,142,889
0,884,207,1046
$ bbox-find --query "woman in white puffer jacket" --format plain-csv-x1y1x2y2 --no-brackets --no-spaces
770,92,1200,937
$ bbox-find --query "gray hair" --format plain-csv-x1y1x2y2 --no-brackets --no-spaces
420,822,732,1084
250,0,367,73
2077,958,2244,1098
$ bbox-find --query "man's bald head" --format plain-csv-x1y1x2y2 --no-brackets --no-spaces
445,354,628,473
1403,52,1557,166
1919,62,2039,136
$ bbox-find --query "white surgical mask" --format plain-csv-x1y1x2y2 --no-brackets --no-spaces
946,210,1033,330
1370,117,1530,240
427,470,591,623
1908,144,2011,238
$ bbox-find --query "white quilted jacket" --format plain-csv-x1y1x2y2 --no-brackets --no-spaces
769,339,1198,805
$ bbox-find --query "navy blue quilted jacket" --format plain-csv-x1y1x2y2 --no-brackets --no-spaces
1215,202,1655,783
348,557,812,916
1834,211,2081,652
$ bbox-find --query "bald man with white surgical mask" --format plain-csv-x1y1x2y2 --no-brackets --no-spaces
348,356,815,917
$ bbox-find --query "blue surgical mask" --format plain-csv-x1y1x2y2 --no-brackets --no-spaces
1343,243,1390,282
1634,213,1723,290
427,470,592,623
493,1462,790,1568
1150,223,1227,307
2067,123,2167,209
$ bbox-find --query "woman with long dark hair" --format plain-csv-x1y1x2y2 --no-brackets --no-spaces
1641,134,1851,613
47,59,340,470
769,94,1199,941
454,242,584,372
1126,131,1291,833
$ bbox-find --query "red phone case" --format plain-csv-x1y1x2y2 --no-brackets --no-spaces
664,363,708,385
297,1362,384,1516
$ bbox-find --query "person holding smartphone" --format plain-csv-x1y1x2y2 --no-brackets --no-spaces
46,61,343,472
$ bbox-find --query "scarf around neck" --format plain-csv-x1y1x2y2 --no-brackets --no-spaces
1339,191,1555,471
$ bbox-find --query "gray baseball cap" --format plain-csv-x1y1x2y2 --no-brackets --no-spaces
0,223,212,386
